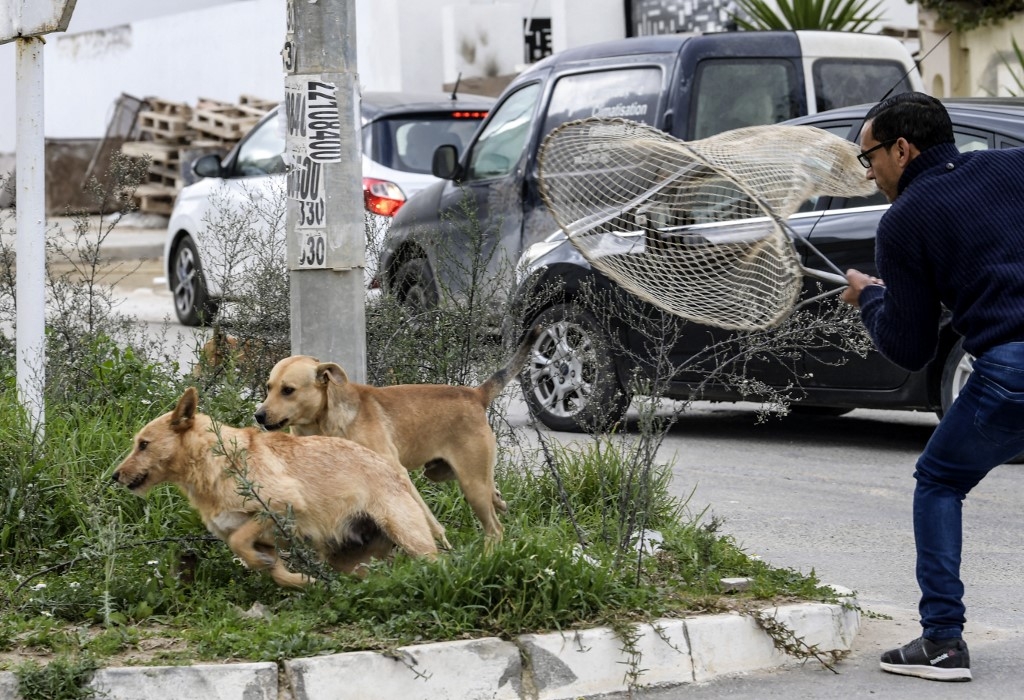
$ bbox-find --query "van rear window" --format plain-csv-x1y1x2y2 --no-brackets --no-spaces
813,59,913,112
690,59,799,140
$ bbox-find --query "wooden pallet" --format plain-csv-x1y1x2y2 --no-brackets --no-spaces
190,104,262,141
137,111,194,143
120,141,181,170
143,167,185,191
237,94,277,118
142,96,193,118
132,183,177,215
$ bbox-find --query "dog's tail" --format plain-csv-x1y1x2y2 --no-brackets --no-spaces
477,324,542,406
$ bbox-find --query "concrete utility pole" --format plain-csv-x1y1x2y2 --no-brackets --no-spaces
2,0,78,436
282,0,366,381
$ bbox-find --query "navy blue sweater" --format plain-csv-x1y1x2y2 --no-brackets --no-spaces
858,143,1024,370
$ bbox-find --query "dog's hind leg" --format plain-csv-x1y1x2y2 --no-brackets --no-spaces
329,535,396,577
449,438,504,542
404,473,452,550
373,492,439,562
226,518,311,588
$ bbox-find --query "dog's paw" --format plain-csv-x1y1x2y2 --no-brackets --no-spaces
256,551,278,568
493,489,508,513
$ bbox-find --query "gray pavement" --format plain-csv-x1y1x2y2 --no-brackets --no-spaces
0,210,167,262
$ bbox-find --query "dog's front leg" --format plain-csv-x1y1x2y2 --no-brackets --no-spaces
226,518,311,588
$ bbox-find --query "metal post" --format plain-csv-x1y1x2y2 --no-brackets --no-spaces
283,0,366,381
15,36,46,434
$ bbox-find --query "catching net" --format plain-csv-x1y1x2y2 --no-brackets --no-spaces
537,118,878,330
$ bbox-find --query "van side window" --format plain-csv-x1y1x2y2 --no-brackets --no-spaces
465,83,541,181
690,59,798,140
813,60,912,112
541,67,663,137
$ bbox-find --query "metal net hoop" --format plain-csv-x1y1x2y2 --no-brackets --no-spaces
537,118,877,330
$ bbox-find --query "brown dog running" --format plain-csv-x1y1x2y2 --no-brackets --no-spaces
112,387,437,588
254,327,541,543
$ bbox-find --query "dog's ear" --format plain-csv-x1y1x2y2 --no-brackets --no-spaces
316,362,349,387
171,387,199,432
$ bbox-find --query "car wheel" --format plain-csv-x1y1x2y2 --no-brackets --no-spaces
521,304,630,433
393,258,438,314
940,337,1024,464
169,235,218,326
939,338,973,418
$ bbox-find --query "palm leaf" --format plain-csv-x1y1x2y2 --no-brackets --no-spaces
732,0,886,32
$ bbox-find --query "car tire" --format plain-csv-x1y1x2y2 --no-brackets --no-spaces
521,304,631,433
169,235,218,327
393,258,438,314
940,337,1024,464
939,338,973,418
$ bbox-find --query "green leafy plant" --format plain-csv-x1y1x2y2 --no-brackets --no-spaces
0,166,856,684
14,655,99,700
732,0,885,31
998,36,1024,95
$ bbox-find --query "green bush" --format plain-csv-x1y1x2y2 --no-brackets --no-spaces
0,171,841,685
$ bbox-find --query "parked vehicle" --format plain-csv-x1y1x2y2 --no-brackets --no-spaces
164,91,493,326
380,31,922,315
508,98,1024,431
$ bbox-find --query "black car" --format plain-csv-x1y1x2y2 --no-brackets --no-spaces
508,98,1024,431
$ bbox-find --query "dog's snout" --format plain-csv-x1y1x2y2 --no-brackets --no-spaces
111,471,121,483
254,409,266,426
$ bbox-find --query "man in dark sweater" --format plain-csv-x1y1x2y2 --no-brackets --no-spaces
841,92,1024,682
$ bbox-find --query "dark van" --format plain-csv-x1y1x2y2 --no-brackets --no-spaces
379,31,922,311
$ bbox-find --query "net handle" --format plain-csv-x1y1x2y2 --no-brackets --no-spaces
801,266,847,287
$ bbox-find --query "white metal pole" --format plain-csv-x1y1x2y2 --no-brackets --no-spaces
15,36,46,435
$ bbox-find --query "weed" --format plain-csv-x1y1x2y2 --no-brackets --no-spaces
0,168,851,686
14,654,99,700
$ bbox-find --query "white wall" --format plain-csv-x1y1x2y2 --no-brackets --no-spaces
1,0,726,155
0,0,285,153
552,0,623,53
442,2,523,83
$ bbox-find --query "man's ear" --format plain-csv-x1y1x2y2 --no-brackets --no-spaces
895,136,917,167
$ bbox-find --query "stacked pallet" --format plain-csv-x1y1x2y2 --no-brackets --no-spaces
121,94,276,215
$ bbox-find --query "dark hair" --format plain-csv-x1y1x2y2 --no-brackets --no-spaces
865,91,954,153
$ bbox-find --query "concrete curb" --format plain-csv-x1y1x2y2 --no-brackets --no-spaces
0,599,858,700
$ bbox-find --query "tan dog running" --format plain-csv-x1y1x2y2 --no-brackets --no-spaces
112,387,437,588
254,327,541,543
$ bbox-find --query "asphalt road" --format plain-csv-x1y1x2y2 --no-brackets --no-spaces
589,403,1024,698
115,273,1024,697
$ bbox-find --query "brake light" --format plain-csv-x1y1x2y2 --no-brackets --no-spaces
451,111,488,119
363,177,406,217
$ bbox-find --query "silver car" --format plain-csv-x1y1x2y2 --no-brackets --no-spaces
164,91,493,325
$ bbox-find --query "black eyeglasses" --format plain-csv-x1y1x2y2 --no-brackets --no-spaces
857,139,897,168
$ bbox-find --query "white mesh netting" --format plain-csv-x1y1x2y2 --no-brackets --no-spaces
537,118,878,330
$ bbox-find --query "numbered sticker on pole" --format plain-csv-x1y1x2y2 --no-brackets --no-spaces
285,75,337,269
298,231,327,268
305,81,342,163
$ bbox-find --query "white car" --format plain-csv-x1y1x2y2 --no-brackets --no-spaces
164,91,493,325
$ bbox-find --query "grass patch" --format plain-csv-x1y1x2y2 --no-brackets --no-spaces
0,342,838,672
0,177,849,697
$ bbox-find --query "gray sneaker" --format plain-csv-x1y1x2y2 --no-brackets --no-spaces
880,636,971,681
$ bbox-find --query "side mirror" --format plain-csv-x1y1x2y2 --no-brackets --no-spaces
191,153,223,180
431,144,460,180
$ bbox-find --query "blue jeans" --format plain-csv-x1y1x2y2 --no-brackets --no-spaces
914,341,1024,641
